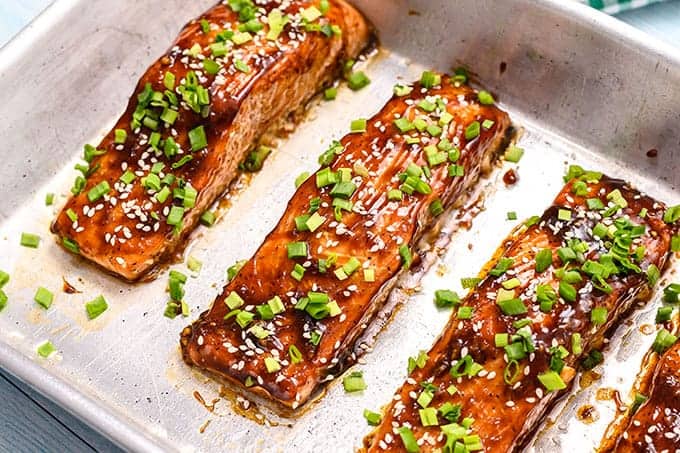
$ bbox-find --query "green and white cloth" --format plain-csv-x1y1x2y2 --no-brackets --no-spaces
582,0,666,14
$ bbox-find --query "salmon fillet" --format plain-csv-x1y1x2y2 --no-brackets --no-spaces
51,0,372,281
363,173,676,452
602,275,680,452
180,72,513,410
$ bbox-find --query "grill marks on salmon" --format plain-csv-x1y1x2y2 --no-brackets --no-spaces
363,174,676,452
51,0,372,281
180,73,513,410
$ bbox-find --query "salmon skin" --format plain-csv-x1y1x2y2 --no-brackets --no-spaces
181,72,513,410
51,0,372,281
363,172,677,452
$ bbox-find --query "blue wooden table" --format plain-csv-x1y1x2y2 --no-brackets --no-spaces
1,1,679,451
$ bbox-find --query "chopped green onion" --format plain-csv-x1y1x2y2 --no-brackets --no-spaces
66,208,78,222
164,71,176,90
495,333,509,347
663,205,680,223
347,71,370,90
287,241,308,259
20,232,41,248
87,181,110,202
200,210,217,226
324,87,337,100
429,199,444,216
592,223,608,238
647,264,660,287
538,370,566,392
114,129,127,144
504,145,524,163
535,249,553,273
426,124,443,137
0,290,7,312
85,295,108,320
0,271,8,288
295,172,310,188
394,117,414,133
350,118,367,133
289,345,303,364
330,181,357,199
188,125,208,151
434,289,460,308
301,6,322,22
448,164,464,177
477,90,495,105
187,256,202,273
420,71,441,89
417,99,436,112
241,145,272,172
266,9,288,40
200,18,210,33
671,235,680,252
342,371,366,392
656,306,673,323
587,198,604,210
202,58,221,75
249,324,270,339
652,328,678,354
62,237,80,254
225,291,244,309
490,257,514,277
388,189,403,201
663,283,680,303
37,341,56,358
399,244,412,269
407,350,429,374
497,298,527,316
571,333,582,355
419,407,439,426
397,426,420,453
393,84,413,96
257,304,274,320
464,121,480,140
457,306,473,319
557,209,572,221
461,277,481,289
363,409,382,426
163,301,182,319
34,287,54,309
582,349,604,370
630,393,648,415
267,296,285,315
506,211,517,220
235,310,255,328
590,307,608,326
166,206,185,226
559,280,577,302
233,58,250,73
264,356,281,373
227,260,246,281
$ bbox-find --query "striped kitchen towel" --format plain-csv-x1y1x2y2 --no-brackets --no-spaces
583,0,666,14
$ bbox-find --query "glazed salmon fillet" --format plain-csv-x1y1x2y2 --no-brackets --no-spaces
51,0,372,281
611,340,680,452
603,276,680,452
363,172,678,452
181,72,513,409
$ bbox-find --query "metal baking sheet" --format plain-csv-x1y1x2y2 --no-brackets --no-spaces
1,0,679,451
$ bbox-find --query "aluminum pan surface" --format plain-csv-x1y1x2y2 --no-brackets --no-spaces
0,0,679,451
